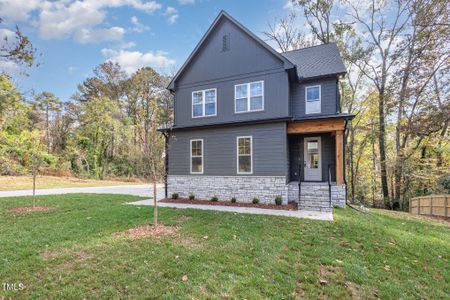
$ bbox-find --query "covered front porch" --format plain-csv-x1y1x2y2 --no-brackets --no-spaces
287,117,347,210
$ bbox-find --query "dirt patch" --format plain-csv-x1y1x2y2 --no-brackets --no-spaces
160,198,298,211
345,281,365,300
9,206,55,213
319,265,343,285
174,215,192,222
116,224,178,239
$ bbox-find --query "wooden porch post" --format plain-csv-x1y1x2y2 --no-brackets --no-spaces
335,130,344,185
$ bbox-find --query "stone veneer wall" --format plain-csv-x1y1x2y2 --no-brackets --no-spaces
287,182,346,208
330,184,346,208
168,175,288,204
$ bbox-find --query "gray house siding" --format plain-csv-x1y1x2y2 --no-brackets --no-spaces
172,17,290,128
174,70,289,127
168,122,288,177
175,18,285,87
290,78,338,118
288,133,336,182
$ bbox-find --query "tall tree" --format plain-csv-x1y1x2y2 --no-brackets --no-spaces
33,92,61,152
349,0,411,209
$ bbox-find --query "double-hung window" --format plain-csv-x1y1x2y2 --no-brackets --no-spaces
305,85,321,114
190,139,203,174
237,136,252,174
192,88,217,118
235,81,264,113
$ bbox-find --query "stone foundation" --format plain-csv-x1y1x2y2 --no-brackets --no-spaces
330,184,346,208
288,182,346,208
167,175,288,204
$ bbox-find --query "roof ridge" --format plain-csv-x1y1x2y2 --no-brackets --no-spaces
281,42,337,54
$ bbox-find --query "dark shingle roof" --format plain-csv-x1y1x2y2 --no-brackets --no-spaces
281,43,346,79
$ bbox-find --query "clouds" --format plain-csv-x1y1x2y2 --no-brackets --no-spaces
177,0,195,5
101,48,176,74
0,0,176,43
164,7,179,25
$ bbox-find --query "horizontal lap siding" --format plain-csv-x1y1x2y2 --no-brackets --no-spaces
168,122,288,176
290,78,338,117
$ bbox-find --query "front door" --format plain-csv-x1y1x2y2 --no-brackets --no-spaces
304,137,321,181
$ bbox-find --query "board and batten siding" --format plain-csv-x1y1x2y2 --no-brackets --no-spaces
290,78,338,118
168,122,288,177
175,17,285,87
288,133,336,182
172,16,290,128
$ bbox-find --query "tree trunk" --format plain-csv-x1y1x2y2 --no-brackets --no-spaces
153,180,158,226
32,169,36,208
378,91,390,209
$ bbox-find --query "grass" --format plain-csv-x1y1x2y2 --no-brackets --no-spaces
0,175,144,191
0,194,448,299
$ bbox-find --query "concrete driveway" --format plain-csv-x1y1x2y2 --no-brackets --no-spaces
0,184,166,199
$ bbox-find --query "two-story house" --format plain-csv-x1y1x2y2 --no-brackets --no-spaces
162,11,353,211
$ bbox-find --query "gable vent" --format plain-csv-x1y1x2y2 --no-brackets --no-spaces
222,34,230,52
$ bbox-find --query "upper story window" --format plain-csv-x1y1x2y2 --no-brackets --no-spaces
237,136,252,174
305,85,321,114
235,81,264,113
190,139,203,174
192,88,217,118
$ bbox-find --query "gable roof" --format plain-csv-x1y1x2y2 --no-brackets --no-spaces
167,10,295,91
281,43,347,80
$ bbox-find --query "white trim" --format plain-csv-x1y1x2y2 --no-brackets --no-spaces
305,85,321,114
303,136,322,181
190,139,204,174
234,81,264,114
236,136,253,174
192,88,217,118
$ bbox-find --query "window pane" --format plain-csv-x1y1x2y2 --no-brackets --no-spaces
205,90,215,103
193,104,203,117
250,82,262,97
307,141,318,151
192,157,203,173
239,156,251,173
193,92,203,104
236,98,247,112
238,138,250,155
250,96,262,110
307,153,319,169
191,140,202,156
235,84,247,99
307,87,319,101
205,103,215,116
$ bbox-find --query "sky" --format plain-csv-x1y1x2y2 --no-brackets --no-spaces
0,0,292,102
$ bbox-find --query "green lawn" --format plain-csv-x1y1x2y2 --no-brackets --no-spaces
0,194,448,299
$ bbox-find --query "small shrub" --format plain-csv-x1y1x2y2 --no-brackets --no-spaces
189,194,195,200
252,197,259,204
171,193,179,199
231,197,237,203
275,196,282,205
210,196,218,202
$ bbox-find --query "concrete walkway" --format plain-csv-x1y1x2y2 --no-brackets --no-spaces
0,184,165,198
127,199,333,221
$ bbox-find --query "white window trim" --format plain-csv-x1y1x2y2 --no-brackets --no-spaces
305,85,321,114
190,139,204,174
236,136,253,175
234,81,264,114
192,88,217,118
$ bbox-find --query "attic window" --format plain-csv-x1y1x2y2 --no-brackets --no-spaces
222,34,230,51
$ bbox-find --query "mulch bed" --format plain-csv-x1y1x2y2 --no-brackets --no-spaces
160,198,298,211
8,206,55,213
115,224,178,239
